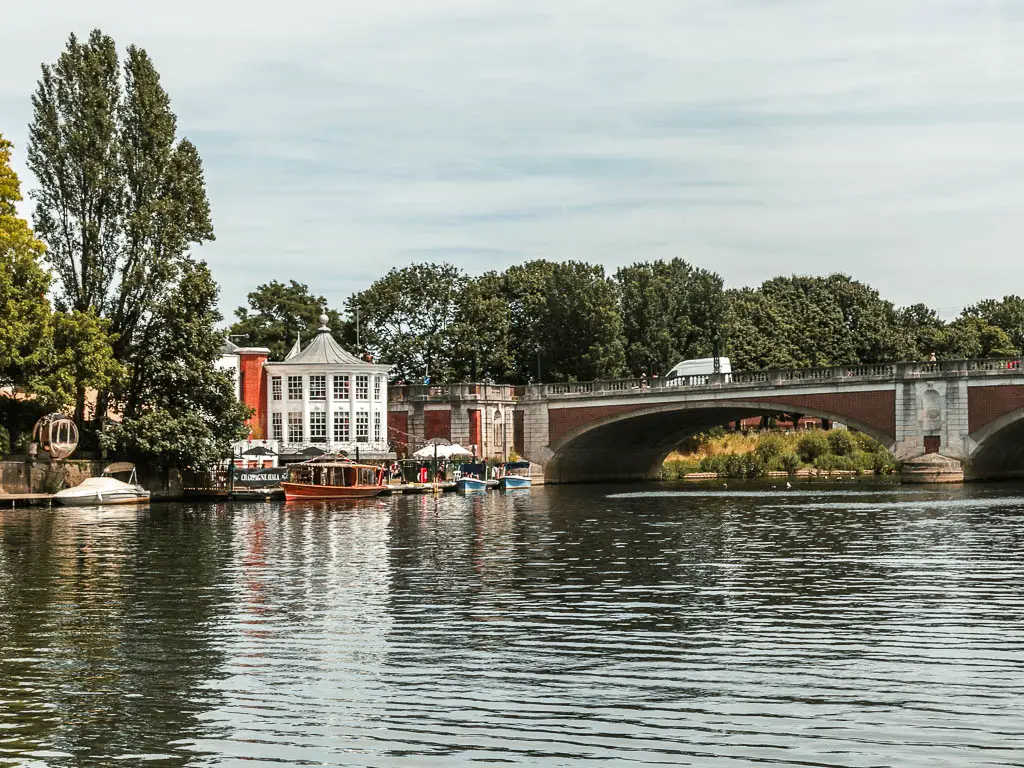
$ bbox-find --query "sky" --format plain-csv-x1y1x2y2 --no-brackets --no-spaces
2,0,1022,320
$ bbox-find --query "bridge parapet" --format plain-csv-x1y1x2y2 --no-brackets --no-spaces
390,383,518,403
525,359,1022,401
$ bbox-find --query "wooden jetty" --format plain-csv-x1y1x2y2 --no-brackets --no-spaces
0,493,55,508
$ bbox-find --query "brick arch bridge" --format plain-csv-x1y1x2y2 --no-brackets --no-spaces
388,360,1024,483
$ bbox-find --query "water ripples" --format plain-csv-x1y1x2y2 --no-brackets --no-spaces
0,484,1023,765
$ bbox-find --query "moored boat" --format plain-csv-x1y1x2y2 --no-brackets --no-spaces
455,476,487,492
498,461,533,490
281,455,387,500
54,463,150,506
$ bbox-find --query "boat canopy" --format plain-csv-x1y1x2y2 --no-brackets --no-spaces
288,460,382,487
103,462,137,475
505,461,531,469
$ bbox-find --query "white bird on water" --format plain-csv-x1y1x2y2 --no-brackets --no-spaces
786,481,792,489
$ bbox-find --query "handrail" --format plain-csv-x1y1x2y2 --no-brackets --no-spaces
386,359,1023,401
527,358,1023,399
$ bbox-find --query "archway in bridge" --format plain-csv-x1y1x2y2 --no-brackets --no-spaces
544,401,896,484
967,407,1024,480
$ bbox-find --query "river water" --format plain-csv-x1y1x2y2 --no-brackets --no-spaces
1,482,1024,767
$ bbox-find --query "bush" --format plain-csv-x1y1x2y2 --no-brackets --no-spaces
754,433,788,464
827,429,855,456
778,452,801,474
699,453,729,475
663,459,700,480
797,431,830,463
697,452,767,478
0,424,8,459
852,431,886,454
870,451,897,474
814,453,858,472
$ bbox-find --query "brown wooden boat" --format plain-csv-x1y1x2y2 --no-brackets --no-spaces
282,456,387,501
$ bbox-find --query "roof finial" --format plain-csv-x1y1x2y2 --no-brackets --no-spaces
318,312,330,332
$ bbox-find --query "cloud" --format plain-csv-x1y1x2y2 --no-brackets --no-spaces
2,0,1024,320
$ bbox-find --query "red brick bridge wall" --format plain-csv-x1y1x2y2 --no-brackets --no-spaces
548,390,897,446
968,385,1024,434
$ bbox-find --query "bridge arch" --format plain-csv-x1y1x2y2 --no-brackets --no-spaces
967,406,1024,480
543,399,896,483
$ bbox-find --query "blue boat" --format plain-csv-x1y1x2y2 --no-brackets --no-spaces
498,461,533,490
456,476,487,492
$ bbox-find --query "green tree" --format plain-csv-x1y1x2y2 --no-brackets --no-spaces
0,133,52,395
614,259,725,376
348,263,464,381
938,316,1016,360
231,280,347,361
449,271,514,382
724,274,908,370
27,30,122,315
0,134,123,451
33,310,124,419
102,261,249,467
505,260,625,382
895,303,946,360
963,296,1024,353
27,30,215,429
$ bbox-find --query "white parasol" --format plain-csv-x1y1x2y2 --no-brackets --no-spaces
412,442,474,459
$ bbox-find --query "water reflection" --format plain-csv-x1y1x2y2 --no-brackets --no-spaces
0,483,1023,766
0,505,236,763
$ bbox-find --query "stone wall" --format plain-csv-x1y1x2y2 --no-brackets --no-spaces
0,459,102,494
0,458,182,499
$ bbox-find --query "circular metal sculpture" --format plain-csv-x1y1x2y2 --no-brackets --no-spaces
31,414,79,460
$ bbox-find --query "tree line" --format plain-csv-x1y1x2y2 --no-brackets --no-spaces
231,264,1023,384
0,31,248,465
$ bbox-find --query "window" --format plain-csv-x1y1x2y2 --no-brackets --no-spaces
333,375,349,400
288,412,304,443
356,375,369,400
333,410,350,442
272,377,282,401
309,375,326,400
374,411,381,443
272,412,283,441
288,376,303,400
373,375,382,400
356,411,369,442
310,411,326,442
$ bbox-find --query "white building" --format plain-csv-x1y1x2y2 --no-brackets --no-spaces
263,315,392,460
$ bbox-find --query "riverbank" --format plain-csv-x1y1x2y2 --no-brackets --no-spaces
662,429,897,480
0,458,183,499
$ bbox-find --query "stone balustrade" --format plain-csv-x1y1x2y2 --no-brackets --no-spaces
524,358,1023,400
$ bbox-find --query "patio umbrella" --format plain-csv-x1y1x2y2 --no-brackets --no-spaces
242,445,277,456
299,446,326,456
412,442,472,459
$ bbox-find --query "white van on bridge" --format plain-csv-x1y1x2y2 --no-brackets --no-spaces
664,357,732,384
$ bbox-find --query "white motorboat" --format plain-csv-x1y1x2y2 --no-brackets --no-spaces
53,463,150,506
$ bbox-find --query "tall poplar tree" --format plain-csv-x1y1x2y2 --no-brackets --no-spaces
27,30,242,466
28,32,215,426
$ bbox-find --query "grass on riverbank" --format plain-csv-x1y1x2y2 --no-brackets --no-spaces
662,429,896,480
